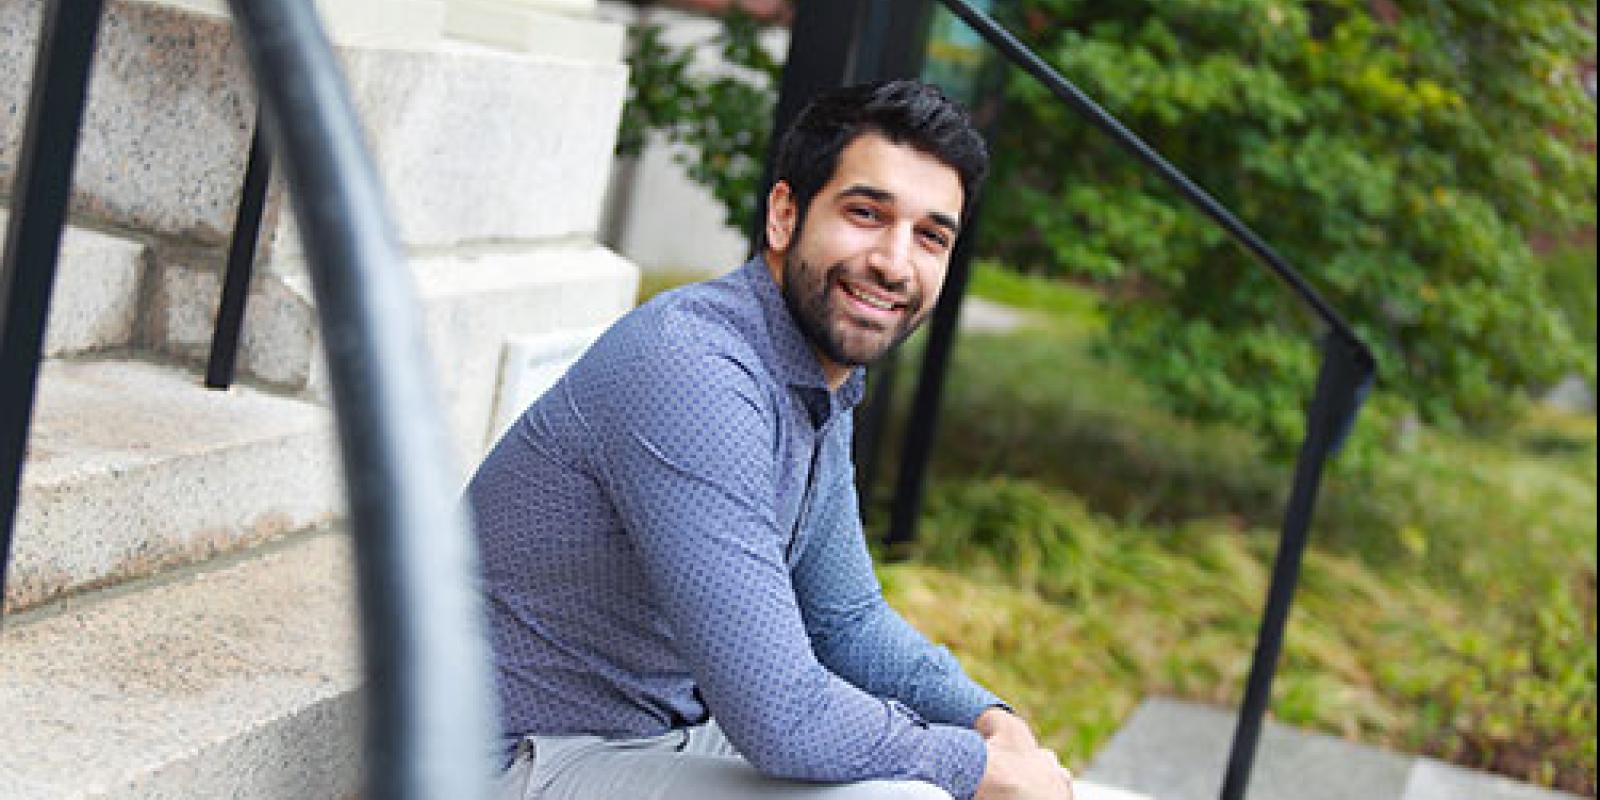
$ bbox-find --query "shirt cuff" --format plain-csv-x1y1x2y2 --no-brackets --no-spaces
920,677,1009,729
917,723,988,800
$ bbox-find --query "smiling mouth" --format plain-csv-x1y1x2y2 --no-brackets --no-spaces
839,280,904,314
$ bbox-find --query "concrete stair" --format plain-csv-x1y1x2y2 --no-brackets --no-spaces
0,530,361,799
6,358,341,613
0,210,147,359
1,1,638,796
145,242,636,468
3,120,353,794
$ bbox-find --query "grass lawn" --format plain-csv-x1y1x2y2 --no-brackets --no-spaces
871,263,1596,794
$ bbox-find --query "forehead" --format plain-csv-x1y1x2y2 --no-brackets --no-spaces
822,132,964,223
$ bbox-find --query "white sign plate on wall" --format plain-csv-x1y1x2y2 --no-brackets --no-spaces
486,327,605,446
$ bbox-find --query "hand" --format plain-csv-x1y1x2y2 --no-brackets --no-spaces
974,707,1038,750
975,739,1074,800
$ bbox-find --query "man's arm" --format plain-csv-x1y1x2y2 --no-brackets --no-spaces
790,422,1072,800
578,343,988,798
789,419,1004,727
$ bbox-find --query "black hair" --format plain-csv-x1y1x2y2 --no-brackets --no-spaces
767,80,988,247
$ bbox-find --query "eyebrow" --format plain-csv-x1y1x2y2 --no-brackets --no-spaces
836,184,962,236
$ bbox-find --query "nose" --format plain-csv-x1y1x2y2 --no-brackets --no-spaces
866,224,915,288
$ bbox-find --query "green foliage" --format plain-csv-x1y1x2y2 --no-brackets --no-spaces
875,313,1597,793
889,472,1595,792
967,259,1107,336
621,2,1594,450
979,0,1597,446
617,11,781,231
634,269,711,305
1539,241,1598,382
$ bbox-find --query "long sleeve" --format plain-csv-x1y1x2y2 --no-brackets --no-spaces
791,416,1006,728
574,343,988,798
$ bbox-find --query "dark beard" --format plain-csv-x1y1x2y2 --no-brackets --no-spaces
780,251,920,369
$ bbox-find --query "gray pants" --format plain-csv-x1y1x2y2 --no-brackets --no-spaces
495,719,956,800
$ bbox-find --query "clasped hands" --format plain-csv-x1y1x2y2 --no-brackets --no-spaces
974,707,1074,800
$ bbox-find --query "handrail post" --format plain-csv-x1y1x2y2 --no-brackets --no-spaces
0,0,107,625
920,3,1383,793
205,113,273,390
1221,332,1372,799
886,192,985,550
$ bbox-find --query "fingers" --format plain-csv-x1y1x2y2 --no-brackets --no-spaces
1040,747,1071,799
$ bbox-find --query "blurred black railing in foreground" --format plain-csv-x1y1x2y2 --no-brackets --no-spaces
0,1,496,798
929,3,1376,797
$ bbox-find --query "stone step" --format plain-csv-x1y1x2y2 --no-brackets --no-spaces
0,0,258,247
146,242,637,469
6,358,341,613
0,530,362,799
0,526,1143,800
0,210,148,358
2,0,625,249
1083,697,1582,800
265,39,627,253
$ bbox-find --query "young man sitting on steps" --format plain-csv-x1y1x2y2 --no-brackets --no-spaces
467,80,1075,800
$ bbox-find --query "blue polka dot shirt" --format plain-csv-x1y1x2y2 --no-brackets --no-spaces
466,255,1002,799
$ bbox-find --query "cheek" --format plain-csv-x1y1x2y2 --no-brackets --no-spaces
809,220,877,264
918,262,949,308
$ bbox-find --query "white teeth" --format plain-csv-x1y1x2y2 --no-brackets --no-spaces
843,283,895,311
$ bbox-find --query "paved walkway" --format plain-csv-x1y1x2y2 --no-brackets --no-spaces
1080,698,1582,800
958,296,1033,333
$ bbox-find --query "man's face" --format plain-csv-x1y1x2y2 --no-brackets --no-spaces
765,132,965,387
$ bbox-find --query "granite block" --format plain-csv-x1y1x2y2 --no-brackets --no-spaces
0,0,262,243
269,43,629,254
0,210,150,356
0,532,362,799
146,241,637,466
7,358,342,612
1083,697,1412,800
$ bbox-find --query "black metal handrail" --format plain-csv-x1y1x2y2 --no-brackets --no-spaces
936,0,1370,353
0,1,496,797
0,0,106,624
205,113,272,390
923,2,1378,798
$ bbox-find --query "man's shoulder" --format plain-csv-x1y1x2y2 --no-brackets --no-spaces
604,266,769,368
549,266,786,436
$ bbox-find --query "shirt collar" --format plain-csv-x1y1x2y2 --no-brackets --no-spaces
741,255,867,414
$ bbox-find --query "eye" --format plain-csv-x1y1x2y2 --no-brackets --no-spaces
918,227,952,252
846,204,883,223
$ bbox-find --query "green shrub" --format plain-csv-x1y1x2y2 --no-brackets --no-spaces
1539,242,1598,383
616,11,780,232
979,0,1596,446
889,465,1594,792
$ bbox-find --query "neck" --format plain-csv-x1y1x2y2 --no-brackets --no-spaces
819,358,850,392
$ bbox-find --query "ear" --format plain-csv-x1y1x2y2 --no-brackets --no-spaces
766,181,798,254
